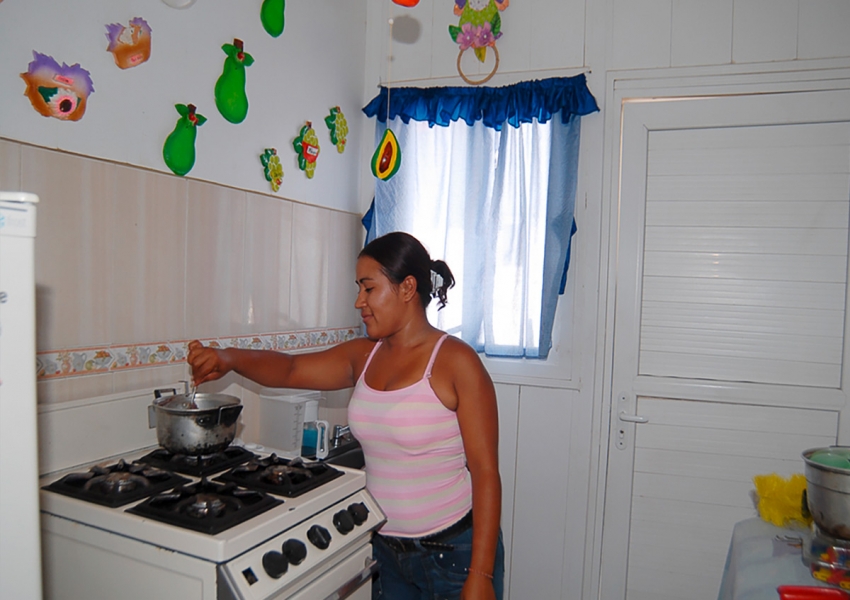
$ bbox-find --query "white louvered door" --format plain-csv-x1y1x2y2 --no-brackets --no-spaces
600,88,850,600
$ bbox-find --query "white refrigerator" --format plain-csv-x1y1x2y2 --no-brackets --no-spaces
0,191,43,600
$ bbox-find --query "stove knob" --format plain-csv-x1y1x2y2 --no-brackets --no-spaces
262,550,289,579
333,509,355,534
282,539,307,565
348,502,370,526
307,524,332,550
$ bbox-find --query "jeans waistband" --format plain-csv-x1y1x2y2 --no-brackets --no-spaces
375,510,473,553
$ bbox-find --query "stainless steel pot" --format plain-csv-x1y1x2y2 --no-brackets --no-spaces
802,446,850,540
148,386,243,455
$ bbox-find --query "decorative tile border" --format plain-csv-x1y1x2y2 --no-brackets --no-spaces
36,326,362,381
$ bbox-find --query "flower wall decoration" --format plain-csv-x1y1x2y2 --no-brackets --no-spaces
449,0,508,63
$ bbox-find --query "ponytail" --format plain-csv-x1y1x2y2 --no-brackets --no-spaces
360,231,455,311
429,259,455,310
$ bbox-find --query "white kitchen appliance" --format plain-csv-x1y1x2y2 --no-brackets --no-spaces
38,386,385,600
0,191,42,600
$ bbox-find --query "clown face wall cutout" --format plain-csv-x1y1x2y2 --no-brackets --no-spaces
106,18,152,69
20,52,94,121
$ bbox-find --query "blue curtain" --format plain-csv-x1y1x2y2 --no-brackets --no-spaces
362,75,598,359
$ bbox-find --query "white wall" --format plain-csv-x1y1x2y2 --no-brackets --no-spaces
0,0,368,213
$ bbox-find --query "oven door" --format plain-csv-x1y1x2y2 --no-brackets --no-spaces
286,544,375,600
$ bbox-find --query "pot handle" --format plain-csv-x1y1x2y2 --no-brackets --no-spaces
154,387,177,399
218,404,243,427
147,404,157,429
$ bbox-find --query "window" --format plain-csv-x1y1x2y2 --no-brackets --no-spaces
363,76,597,358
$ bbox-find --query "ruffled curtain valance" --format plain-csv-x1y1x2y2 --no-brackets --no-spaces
362,74,599,131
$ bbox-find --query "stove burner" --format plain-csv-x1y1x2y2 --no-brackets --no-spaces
127,479,283,534
265,464,314,485
215,455,344,498
43,460,190,508
137,446,255,477
186,493,227,519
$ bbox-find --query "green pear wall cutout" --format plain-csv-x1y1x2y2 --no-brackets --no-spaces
163,103,206,176
215,38,254,124
261,0,285,37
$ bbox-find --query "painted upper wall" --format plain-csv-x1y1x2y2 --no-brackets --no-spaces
365,0,850,85
0,0,367,213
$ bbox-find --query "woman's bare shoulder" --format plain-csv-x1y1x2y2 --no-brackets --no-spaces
438,334,485,370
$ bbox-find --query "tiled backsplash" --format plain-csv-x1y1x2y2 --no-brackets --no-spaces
1,137,366,409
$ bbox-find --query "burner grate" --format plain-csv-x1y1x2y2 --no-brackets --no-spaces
42,460,190,508
137,446,255,477
215,455,344,498
127,478,283,535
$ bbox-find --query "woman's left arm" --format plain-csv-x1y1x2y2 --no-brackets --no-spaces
449,340,501,600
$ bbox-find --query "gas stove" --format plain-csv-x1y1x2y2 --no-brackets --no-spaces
39,405,384,600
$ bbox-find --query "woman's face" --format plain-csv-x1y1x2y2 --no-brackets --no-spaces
355,256,407,338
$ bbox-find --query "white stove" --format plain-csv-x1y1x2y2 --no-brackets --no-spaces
37,386,384,600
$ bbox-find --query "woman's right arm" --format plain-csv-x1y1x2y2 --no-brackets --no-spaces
187,338,374,391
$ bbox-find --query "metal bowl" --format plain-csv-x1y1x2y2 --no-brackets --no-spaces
802,447,850,540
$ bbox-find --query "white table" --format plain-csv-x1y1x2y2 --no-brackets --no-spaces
718,518,835,600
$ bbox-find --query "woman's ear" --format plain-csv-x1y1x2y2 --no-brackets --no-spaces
399,275,418,303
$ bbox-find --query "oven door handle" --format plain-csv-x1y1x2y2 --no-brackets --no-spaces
323,558,379,600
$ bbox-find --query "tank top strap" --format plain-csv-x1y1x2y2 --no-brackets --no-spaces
358,339,383,383
424,334,449,379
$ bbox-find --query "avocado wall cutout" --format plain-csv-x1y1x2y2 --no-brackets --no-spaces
261,0,285,37
371,128,401,181
260,148,284,192
293,122,320,179
163,103,206,176
20,52,94,121
215,39,254,124
105,18,152,69
324,106,348,153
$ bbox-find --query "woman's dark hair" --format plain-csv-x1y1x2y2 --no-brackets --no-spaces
359,232,455,310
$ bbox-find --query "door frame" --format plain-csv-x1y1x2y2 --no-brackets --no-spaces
587,60,850,600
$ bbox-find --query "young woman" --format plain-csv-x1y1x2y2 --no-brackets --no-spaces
187,231,504,600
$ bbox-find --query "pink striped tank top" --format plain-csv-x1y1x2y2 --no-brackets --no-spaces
347,334,472,537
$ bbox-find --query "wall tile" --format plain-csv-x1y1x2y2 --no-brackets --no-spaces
112,364,187,398
185,180,246,339
327,210,362,328
23,146,112,350
733,0,798,63
243,192,293,333
672,0,733,66
290,203,329,328
798,0,850,59
612,0,672,70
0,138,21,190
37,373,113,406
111,166,187,345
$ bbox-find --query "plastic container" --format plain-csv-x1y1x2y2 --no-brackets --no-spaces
301,399,329,459
257,389,322,453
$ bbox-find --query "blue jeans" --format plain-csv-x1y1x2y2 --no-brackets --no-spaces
371,527,505,600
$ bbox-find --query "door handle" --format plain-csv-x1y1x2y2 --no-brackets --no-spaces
618,410,649,423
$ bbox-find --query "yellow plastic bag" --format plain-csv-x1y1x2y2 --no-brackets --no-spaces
753,473,812,527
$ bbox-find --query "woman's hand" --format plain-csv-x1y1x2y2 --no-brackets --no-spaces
461,573,496,600
186,341,231,386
